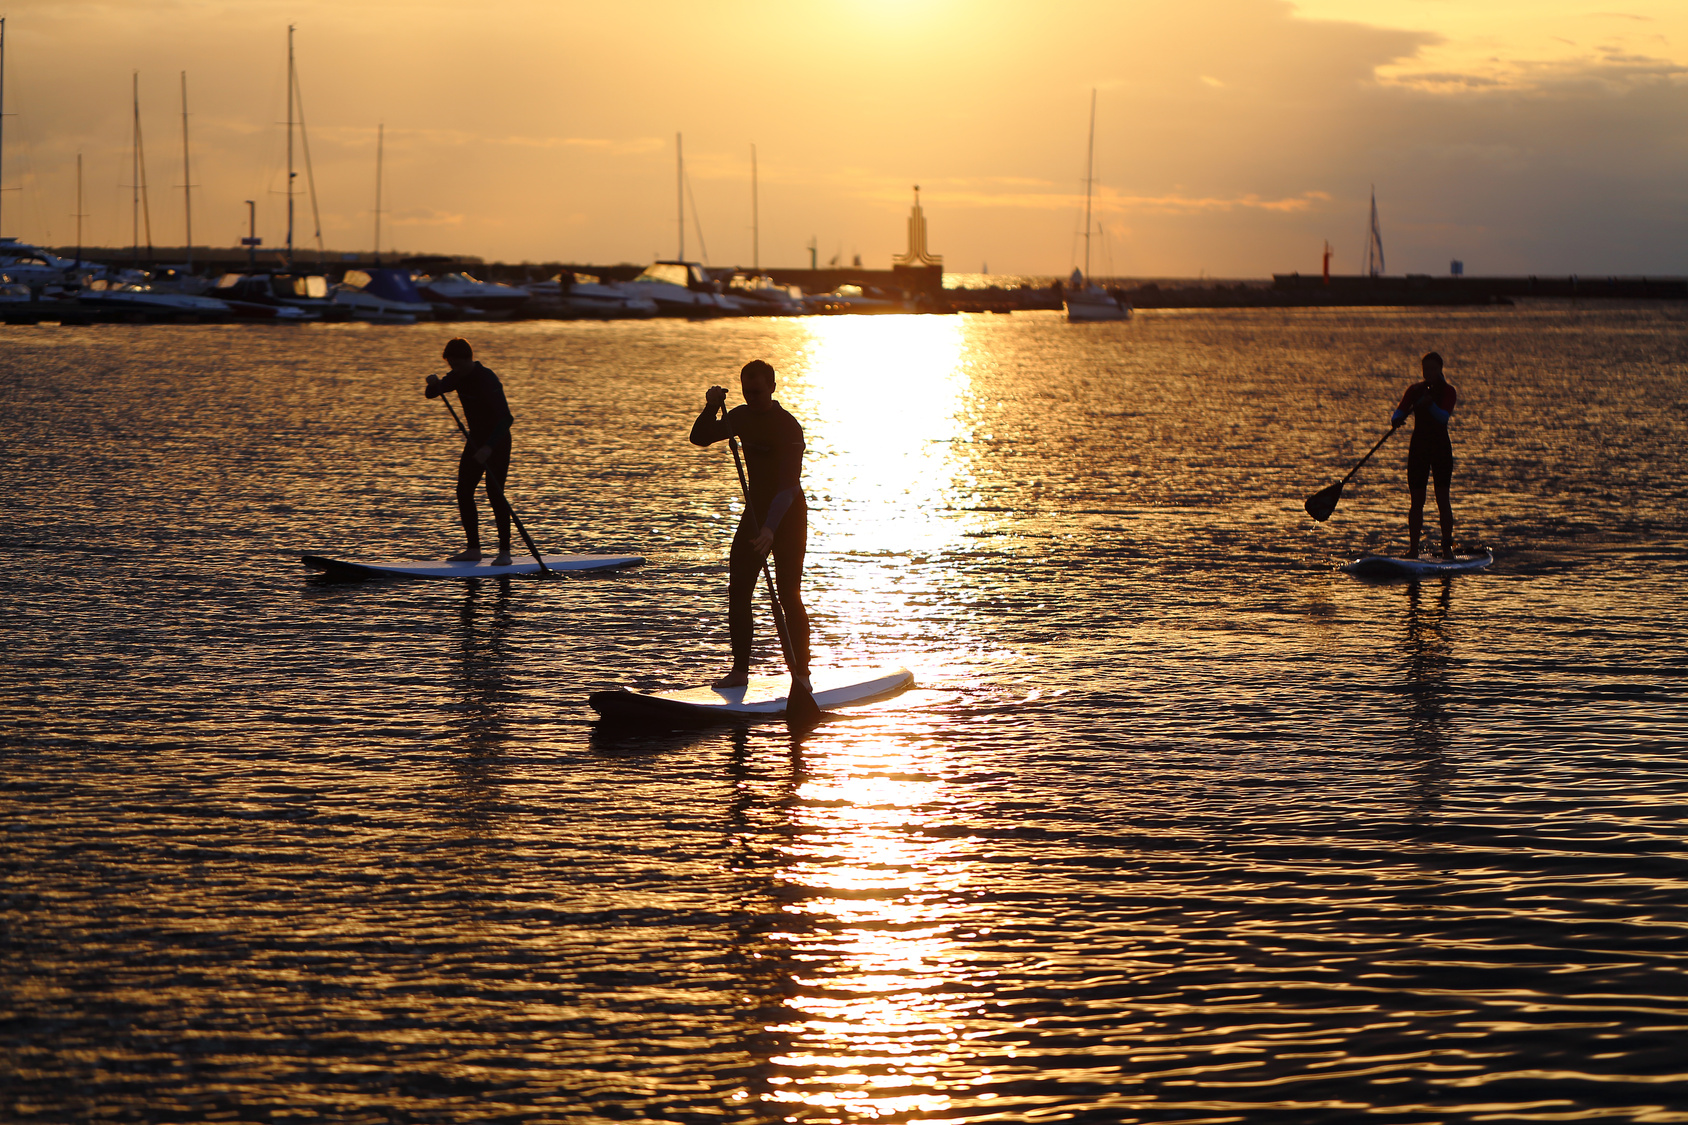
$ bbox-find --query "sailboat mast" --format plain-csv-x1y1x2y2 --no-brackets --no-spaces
751,143,759,272
286,24,295,266
373,123,383,264
75,153,83,268
1083,88,1096,282
180,72,193,272
0,18,7,239
132,73,141,267
676,132,684,260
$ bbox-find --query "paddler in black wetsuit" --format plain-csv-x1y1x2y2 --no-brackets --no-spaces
690,360,810,691
425,337,514,564
1393,351,1459,559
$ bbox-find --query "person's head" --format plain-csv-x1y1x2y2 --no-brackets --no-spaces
1421,351,1444,383
443,337,473,372
740,359,776,409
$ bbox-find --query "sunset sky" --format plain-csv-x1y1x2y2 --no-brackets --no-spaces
4,0,1684,276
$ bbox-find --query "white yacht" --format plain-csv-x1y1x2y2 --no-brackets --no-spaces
418,271,529,319
524,273,658,319
1065,268,1129,321
75,278,233,323
333,268,433,323
616,261,731,316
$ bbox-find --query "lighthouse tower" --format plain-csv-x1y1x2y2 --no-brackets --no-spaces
891,185,944,297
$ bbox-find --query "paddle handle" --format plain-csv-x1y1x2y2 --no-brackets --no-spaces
436,389,552,576
721,404,810,694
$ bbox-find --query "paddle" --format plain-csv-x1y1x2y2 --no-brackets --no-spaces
720,403,823,731
1304,389,1430,522
435,388,554,576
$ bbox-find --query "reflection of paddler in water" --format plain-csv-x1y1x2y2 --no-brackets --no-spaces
448,578,515,795
426,337,515,565
1401,579,1456,815
1393,352,1458,559
689,360,811,692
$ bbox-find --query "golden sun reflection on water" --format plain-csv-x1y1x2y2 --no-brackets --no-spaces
779,316,1022,682
786,316,984,558
756,732,999,1120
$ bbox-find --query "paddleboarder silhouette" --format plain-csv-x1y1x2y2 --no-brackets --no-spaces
1394,352,1458,559
426,338,514,565
690,360,811,693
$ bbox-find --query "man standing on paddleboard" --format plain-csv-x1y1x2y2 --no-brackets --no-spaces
1393,351,1458,559
689,360,810,690
426,338,514,565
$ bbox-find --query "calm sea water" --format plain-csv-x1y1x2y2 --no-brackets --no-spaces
3,307,1686,1124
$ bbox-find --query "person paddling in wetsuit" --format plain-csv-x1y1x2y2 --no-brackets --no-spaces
689,360,810,691
425,337,515,564
1393,351,1458,559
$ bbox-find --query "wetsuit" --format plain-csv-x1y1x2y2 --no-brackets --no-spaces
690,401,810,675
1393,378,1457,490
427,362,514,554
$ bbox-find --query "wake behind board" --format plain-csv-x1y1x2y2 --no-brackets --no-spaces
591,666,914,727
302,552,643,580
1340,548,1493,579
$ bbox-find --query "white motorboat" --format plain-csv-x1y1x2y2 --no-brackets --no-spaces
0,238,98,287
207,273,324,320
418,271,529,319
75,278,233,323
726,274,804,316
524,273,658,319
805,283,905,314
332,268,433,323
617,261,731,316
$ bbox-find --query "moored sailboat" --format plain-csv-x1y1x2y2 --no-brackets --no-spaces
1066,89,1129,323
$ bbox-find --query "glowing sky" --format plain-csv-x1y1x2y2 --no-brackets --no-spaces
2,0,1683,275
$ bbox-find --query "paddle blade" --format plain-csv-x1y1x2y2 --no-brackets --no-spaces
785,678,823,732
1304,480,1345,522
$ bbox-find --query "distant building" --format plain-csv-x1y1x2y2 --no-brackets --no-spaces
892,185,943,296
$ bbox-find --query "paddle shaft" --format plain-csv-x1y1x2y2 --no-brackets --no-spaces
1336,387,1437,485
436,391,553,575
720,404,815,715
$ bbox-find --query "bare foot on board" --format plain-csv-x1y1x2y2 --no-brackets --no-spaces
448,548,483,562
711,670,750,690
491,552,513,566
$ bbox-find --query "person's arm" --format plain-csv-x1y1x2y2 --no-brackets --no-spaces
1391,384,1420,427
690,386,732,446
426,367,467,399
1422,386,1454,425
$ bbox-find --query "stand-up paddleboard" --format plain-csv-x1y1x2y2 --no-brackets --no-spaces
591,666,914,726
302,552,643,580
1340,548,1493,579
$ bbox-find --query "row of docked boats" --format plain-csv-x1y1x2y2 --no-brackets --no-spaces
0,242,934,324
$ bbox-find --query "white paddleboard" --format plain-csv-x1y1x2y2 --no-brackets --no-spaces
590,665,914,726
302,552,644,580
1340,548,1493,579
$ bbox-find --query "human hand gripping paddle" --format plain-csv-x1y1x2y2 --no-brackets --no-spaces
1303,387,1430,522
432,381,555,577
720,403,823,730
